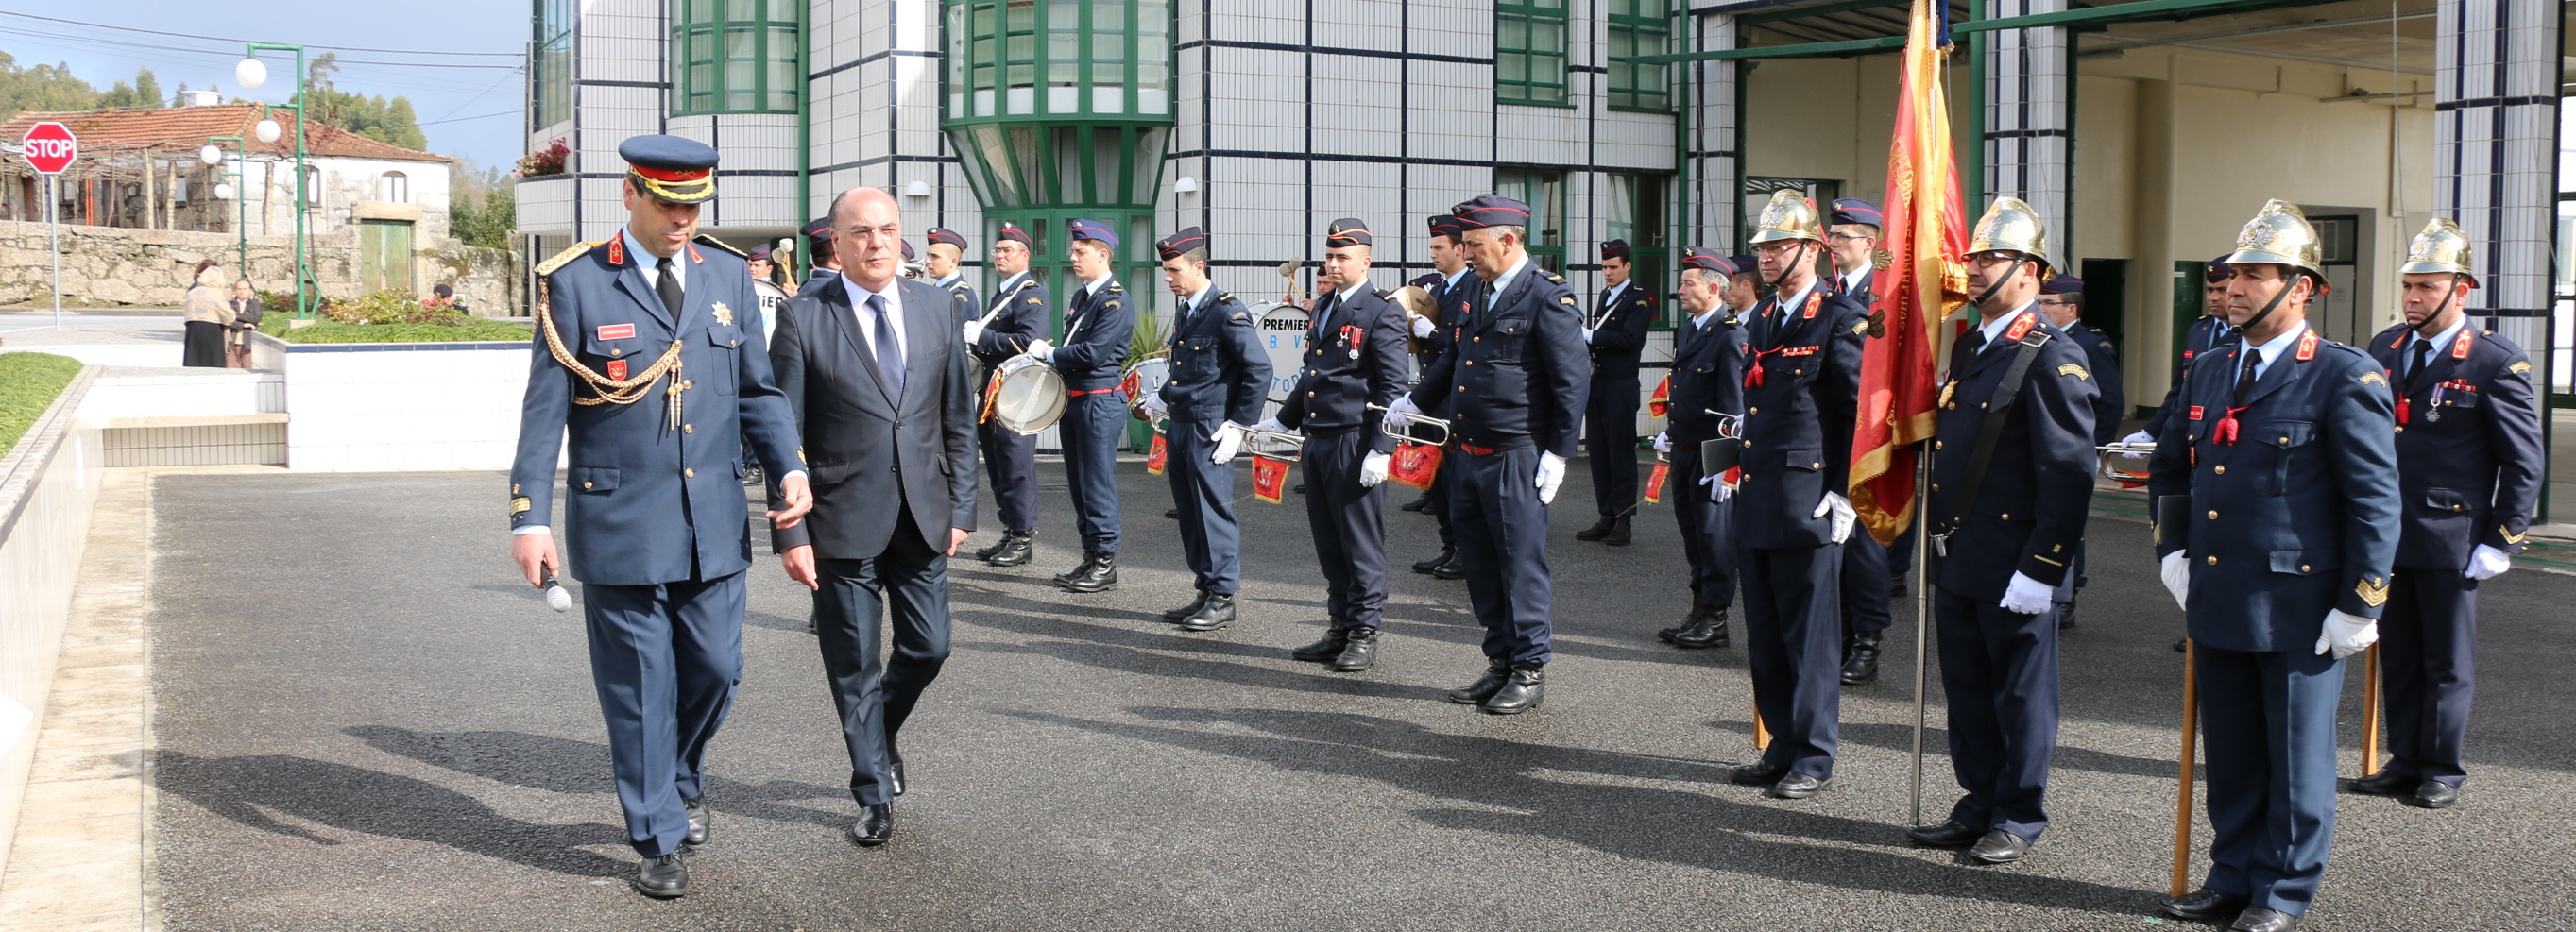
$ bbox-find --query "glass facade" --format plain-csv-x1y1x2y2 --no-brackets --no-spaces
532,0,573,129
1495,0,1569,107
670,0,801,115
1605,0,1671,112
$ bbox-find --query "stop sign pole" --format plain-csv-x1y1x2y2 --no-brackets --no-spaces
22,122,77,328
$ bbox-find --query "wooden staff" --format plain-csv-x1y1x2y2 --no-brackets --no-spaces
1753,710,1771,750
2360,642,2382,777
2172,637,2201,899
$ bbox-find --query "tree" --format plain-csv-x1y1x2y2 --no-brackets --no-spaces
302,53,427,150
448,161,515,249
0,52,102,119
94,67,164,110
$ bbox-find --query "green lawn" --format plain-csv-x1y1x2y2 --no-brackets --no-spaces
0,352,83,458
267,319,533,344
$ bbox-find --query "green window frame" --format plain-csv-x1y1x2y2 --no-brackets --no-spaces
533,0,573,128
1495,167,1567,273
1607,173,1671,328
670,0,800,116
1605,0,1671,113
1495,0,1569,108
945,0,1172,118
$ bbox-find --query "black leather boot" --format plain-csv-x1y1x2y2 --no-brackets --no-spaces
1161,590,1211,621
1411,546,1456,575
1176,593,1236,631
2055,598,2078,630
1840,631,1882,685
1291,623,1350,662
973,533,1012,561
1673,609,1730,649
1658,603,1709,642
1329,627,1378,671
1480,663,1545,714
1446,660,1512,704
1888,571,1908,600
1401,492,1433,512
1056,552,1118,593
1575,516,1618,541
1431,553,1465,580
985,529,1034,567
1603,515,1632,546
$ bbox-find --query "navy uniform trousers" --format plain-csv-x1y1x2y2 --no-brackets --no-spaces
1841,528,1892,636
2380,569,2477,787
978,415,1039,533
1449,447,1554,664
1058,391,1124,553
1304,427,1389,627
1585,376,1641,516
1932,587,2060,841
2197,643,2346,914
583,571,745,857
1168,416,1245,595
1668,446,1737,611
812,506,952,806
1744,543,1842,778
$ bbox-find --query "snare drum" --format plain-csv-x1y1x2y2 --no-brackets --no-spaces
987,354,1067,434
1119,356,1170,419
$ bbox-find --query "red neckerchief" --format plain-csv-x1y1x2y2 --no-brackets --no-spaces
1744,287,1812,389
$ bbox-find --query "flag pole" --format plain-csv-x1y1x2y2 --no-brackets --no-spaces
1907,449,1933,827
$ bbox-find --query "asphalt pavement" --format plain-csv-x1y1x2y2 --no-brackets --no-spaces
145,462,2576,930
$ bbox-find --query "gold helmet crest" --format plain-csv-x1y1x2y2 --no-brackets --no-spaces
2223,199,2326,278
2399,217,2477,284
1748,189,1825,245
1967,196,2050,268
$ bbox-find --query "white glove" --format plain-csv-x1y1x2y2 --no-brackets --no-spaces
1581,328,1596,345
2160,551,2191,610
1699,472,1732,502
1409,315,1436,339
1208,421,1243,464
1652,432,1672,453
2119,429,2156,459
1252,416,1286,435
1027,337,1054,360
1999,571,2056,615
1359,450,1391,487
1141,395,1169,421
963,318,986,344
2466,543,2513,580
2315,608,2379,660
1814,492,1855,544
1535,451,1566,504
1380,396,1422,433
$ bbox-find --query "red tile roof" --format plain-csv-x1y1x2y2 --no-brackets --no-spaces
0,104,454,164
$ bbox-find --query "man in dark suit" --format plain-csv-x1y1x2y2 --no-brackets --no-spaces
797,216,840,296
2035,274,2124,629
1143,228,1270,631
964,223,1049,568
2151,200,2399,932
1407,213,1476,581
1654,249,1749,650
1388,195,1588,714
1728,190,1868,799
508,136,810,898
1030,219,1136,593
1575,239,1654,545
2348,219,2544,811
1262,219,1410,671
767,185,979,851
1903,198,2097,865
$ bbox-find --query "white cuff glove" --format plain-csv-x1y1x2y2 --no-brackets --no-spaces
1208,421,1243,464
1359,450,1391,487
1581,328,1596,345
1652,432,1672,453
2315,608,2379,661
1815,492,1855,544
2160,551,2191,610
2000,571,2056,615
1380,396,1422,433
1699,472,1732,503
1141,395,1169,421
2466,543,2513,580
1027,337,1054,361
2119,429,2156,459
963,318,986,344
1535,451,1566,504
1252,416,1286,435
1409,315,1436,339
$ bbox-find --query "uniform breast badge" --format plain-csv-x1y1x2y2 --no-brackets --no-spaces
711,302,733,327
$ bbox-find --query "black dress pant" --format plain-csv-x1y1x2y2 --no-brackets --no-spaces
812,508,951,806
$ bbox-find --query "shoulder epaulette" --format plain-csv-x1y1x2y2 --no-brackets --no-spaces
691,234,746,258
1216,292,1235,304
1106,282,1126,293
537,241,599,277
1540,270,1566,283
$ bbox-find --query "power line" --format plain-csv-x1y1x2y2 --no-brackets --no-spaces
0,25,520,70
0,9,524,57
415,109,520,127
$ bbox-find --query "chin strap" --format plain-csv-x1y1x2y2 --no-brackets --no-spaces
2233,270,2309,337
2409,272,2465,334
1760,240,1816,297
1968,255,2029,310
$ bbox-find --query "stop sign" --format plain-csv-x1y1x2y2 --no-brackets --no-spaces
22,122,77,175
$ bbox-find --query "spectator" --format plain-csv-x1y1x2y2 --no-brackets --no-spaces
225,279,264,368
181,260,230,367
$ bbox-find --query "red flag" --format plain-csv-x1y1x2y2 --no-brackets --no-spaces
1849,0,1970,547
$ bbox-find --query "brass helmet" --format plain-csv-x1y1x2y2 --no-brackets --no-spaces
1966,196,2050,268
1748,189,1824,245
2398,217,2478,284
2222,199,2325,278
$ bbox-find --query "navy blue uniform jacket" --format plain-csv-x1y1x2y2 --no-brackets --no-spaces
1053,279,1136,391
2065,322,2126,445
2363,323,2544,570
1161,291,1272,427
1733,284,1868,549
1407,264,1589,456
1666,308,1749,446
1588,280,1654,381
2144,314,2233,438
1282,282,1411,453
1926,310,2099,601
971,274,1049,368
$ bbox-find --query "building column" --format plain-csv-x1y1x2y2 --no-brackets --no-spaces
1982,0,2070,262
1687,8,1738,250
2434,0,2555,383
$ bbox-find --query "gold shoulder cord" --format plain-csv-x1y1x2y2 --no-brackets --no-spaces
535,243,688,428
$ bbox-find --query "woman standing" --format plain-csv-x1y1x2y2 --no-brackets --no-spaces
181,260,230,367
224,279,264,367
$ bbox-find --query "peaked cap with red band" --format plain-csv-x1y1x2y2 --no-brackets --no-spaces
1156,227,1209,261
619,135,719,205
1451,194,1533,230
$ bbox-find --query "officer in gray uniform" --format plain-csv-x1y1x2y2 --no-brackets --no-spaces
508,135,810,899
1144,227,1270,631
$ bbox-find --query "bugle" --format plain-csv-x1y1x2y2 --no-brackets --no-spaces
1367,403,1453,446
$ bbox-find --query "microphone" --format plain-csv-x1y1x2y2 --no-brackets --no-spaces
542,571,572,613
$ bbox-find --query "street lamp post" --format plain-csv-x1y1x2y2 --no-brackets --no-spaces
237,45,313,318
199,136,247,274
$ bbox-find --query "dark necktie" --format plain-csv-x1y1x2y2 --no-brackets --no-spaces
656,256,684,318
1951,330,1987,373
2405,338,2432,388
865,293,905,398
2233,344,2262,407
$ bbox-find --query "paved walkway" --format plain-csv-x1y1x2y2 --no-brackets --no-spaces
59,465,2576,928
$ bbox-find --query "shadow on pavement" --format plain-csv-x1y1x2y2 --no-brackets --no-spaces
341,726,860,830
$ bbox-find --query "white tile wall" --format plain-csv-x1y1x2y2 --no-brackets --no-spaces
2435,0,2555,378
1984,0,2070,263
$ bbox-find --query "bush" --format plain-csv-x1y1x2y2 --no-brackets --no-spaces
323,290,472,327
277,320,531,344
0,352,83,458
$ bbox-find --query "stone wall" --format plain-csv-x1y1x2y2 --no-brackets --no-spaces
0,220,520,314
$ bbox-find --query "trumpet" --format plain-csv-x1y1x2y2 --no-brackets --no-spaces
2096,441,2157,482
1368,403,1453,446
1245,426,1305,459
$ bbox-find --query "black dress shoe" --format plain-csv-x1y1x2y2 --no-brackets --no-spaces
1840,631,1882,685
1056,552,1118,593
846,804,895,847
1176,593,1236,631
1291,624,1351,662
1165,507,1180,519
1431,556,1465,580
973,534,1010,561
2345,770,2413,796
2411,780,2459,809
1329,627,1378,672
1575,516,1618,541
632,853,689,898
1657,604,1707,642
1767,772,1832,799
1480,663,1544,714
683,796,709,847
1411,547,1456,575
1447,661,1512,704
742,466,765,488
1161,590,1211,620
2228,907,2302,932
1293,483,1306,495
889,750,906,797
2173,637,2191,653
984,530,1034,567
2160,888,2249,922
1401,493,1432,512
1730,762,1786,786
1906,821,1981,848
1967,828,2031,864
1602,515,1631,546
2055,599,2078,629
1889,573,1908,599
1672,611,1730,649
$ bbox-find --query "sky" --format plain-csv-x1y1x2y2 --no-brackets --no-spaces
0,0,529,172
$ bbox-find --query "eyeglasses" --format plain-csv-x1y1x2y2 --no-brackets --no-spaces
1752,241,1808,256
1827,232,1873,244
